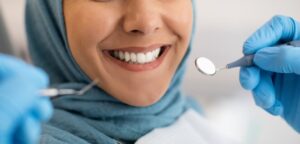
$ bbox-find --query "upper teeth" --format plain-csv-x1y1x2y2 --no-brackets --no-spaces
112,48,161,64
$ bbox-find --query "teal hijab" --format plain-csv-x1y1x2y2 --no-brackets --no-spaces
26,0,198,144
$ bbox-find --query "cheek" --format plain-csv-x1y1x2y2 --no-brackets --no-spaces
165,2,193,38
64,8,117,51
64,3,122,82
166,5,193,63
163,2,193,49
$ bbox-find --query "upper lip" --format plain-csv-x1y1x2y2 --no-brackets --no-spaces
103,43,171,53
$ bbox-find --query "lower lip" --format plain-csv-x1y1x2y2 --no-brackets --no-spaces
103,47,170,72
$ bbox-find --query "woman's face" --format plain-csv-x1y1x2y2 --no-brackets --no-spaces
64,0,193,107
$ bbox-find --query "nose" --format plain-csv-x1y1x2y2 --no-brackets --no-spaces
122,2,162,35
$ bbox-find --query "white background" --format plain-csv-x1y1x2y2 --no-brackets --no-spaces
1,0,300,143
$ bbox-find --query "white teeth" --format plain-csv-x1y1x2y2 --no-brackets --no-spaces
125,52,130,62
154,48,161,58
119,51,125,60
137,53,146,64
130,53,137,63
145,52,153,62
111,47,162,64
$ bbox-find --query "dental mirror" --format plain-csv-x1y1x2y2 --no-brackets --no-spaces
195,40,300,76
195,55,253,76
195,57,218,76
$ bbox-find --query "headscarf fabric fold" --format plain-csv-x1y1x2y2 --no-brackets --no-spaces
26,0,198,143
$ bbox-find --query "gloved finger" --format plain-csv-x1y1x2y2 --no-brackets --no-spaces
31,98,53,121
252,71,276,109
239,67,260,90
0,54,29,80
13,98,51,144
243,15,300,55
265,100,284,116
0,54,49,88
0,74,48,118
23,66,49,89
0,76,39,121
0,130,10,144
254,45,300,75
0,57,49,119
13,114,41,144
0,99,50,144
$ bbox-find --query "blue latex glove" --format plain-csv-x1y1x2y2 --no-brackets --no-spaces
0,54,53,144
240,15,300,132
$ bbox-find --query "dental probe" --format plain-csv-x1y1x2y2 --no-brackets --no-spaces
40,79,99,98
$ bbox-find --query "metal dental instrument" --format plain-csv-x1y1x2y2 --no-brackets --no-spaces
195,40,300,76
40,79,99,98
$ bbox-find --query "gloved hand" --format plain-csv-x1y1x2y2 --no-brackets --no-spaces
0,54,53,144
240,15,300,132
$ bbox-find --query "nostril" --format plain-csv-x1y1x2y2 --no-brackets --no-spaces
131,29,141,33
129,27,159,35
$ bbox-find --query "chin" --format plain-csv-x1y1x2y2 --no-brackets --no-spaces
120,88,166,107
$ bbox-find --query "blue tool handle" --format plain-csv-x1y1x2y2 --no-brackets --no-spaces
226,40,300,69
226,55,254,69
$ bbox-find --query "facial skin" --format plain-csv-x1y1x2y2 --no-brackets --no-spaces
63,0,193,107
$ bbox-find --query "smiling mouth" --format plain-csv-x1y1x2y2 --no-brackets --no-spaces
109,45,169,64
102,44,171,72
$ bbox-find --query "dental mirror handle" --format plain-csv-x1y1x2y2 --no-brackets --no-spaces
226,40,300,69
226,55,254,69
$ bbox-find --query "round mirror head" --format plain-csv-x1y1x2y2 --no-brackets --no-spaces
195,57,216,76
